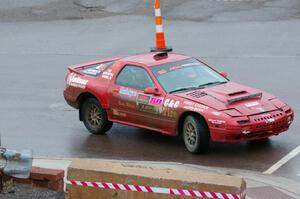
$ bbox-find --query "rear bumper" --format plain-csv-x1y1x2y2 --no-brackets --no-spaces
63,89,79,109
210,110,294,142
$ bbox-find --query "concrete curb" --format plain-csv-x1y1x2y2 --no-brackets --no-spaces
66,159,247,199
31,157,300,198
181,163,300,198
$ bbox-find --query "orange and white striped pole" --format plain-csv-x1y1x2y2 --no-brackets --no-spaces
151,0,172,52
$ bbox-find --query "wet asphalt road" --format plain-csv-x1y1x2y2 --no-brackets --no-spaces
0,0,300,183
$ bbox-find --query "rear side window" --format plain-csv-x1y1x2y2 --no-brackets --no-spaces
80,61,115,77
116,65,154,90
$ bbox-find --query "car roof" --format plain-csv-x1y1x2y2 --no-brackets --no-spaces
120,52,191,67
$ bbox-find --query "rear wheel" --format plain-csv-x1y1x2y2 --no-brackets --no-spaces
81,98,113,134
183,115,210,153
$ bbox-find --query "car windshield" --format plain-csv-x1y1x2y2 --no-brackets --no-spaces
151,58,228,93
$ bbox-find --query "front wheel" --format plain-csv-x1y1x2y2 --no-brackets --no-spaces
183,115,210,154
81,98,113,134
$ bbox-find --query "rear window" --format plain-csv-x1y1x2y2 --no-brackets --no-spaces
80,61,115,77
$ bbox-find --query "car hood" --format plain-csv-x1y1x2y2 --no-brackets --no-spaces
174,81,278,116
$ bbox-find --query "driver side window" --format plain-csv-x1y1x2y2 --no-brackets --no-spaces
116,65,154,90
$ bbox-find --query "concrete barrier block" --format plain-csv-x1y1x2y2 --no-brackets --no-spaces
2,166,64,191
66,159,246,199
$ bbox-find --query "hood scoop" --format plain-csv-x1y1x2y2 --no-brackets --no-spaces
186,90,207,98
227,92,263,104
228,91,247,96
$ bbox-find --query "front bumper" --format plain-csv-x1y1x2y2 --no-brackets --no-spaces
210,110,294,142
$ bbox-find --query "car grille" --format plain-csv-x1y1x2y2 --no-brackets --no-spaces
249,111,286,129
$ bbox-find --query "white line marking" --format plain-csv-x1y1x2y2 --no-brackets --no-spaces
263,145,300,174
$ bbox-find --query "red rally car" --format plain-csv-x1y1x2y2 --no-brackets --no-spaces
63,52,294,153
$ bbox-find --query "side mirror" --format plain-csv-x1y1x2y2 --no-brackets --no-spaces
220,71,228,78
144,87,161,96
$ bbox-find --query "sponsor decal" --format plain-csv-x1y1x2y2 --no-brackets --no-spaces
208,119,226,125
67,73,88,89
119,87,137,102
149,97,164,106
170,65,182,71
80,62,113,78
242,130,251,134
137,104,162,115
245,102,259,107
136,94,164,114
112,109,126,117
102,69,114,80
182,63,201,67
212,111,221,116
137,94,150,104
183,101,208,112
183,101,195,106
155,62,202,76
164,99,180,109
265,118,275,123
158,69,167,75
256,107,265,112
183,106,206,112
82,68,101,76
194,103,208,109
119,87,138,97
118,101,136,109
161,108,177,118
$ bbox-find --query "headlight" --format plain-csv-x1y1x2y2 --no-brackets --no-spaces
223,109,242,117
269,98,286,109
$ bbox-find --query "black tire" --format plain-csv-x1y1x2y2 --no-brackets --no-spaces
81,98,113,134
183,115,210,154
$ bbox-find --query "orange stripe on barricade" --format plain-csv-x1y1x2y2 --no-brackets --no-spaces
154,0,160,9
155,16,162,25
156,32,166,49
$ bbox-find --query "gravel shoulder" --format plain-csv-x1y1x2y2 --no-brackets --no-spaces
0,183,64,199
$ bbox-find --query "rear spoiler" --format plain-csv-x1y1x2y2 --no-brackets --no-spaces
227,92,262,104
67,56,123,74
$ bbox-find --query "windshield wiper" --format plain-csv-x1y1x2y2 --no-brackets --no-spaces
169,86,198,94
198,81,226,89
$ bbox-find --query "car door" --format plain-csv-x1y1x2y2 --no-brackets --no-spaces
108,64,165,130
